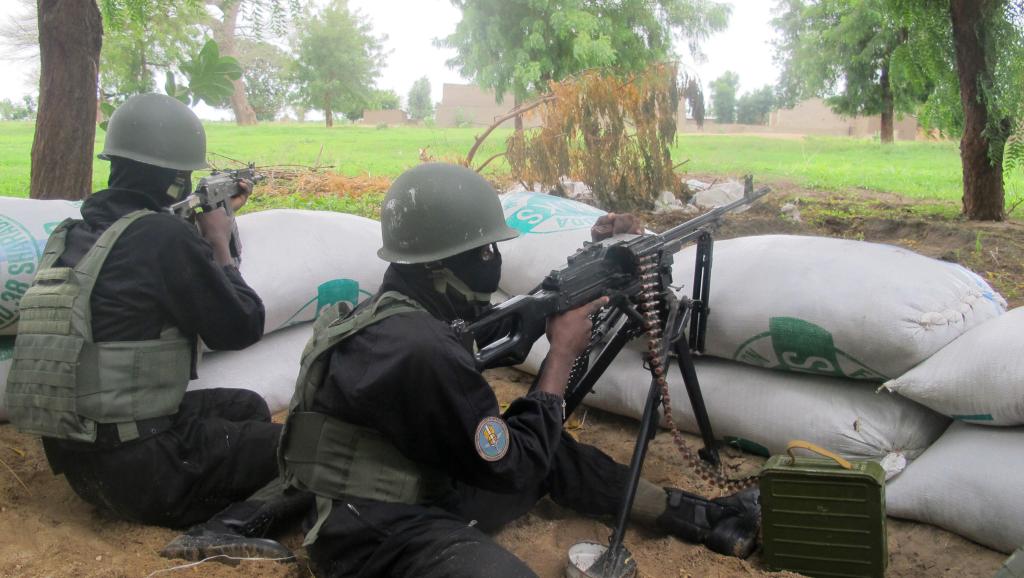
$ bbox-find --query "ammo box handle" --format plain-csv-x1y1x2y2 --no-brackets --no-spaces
786,440,853,470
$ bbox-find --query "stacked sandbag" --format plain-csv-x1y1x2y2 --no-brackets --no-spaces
498,191,606,295
516,339,947,478
672,235,1007,381
0,337,13,422
189,322,312,414
886,422,1024,553
883,307,1024,425
0,197,83,335
237,210,387,334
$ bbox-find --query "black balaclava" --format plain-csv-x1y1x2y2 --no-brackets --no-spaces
107,156,190,207
442,243,502,295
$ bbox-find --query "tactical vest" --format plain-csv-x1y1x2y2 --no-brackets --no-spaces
6,210,192,443
279,291,453,545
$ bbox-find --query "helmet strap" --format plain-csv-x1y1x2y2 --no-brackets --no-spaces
428,266,492,304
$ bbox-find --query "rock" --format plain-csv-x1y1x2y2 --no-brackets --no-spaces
685,179,711,192
780,202,802,223
654,190,684,213
693,180,748,212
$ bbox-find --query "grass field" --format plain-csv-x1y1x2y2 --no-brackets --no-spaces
1,121,1021,215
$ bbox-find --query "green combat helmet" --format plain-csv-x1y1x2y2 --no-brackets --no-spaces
378,163,519,264
98,93,208,171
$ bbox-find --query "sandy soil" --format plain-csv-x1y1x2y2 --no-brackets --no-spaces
0,179,1018,577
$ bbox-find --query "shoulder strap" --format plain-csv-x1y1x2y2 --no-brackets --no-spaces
37,218,78,271
71,210,153,340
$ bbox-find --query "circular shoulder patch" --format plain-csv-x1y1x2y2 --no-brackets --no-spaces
474,416,510,462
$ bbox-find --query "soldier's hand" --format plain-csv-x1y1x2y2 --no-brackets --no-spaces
546,297,609,360
229,179,253,212
196,208,235,266
591,213,643,242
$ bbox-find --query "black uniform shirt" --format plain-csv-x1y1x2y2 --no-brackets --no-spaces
57,188,264,351
313,265,564,494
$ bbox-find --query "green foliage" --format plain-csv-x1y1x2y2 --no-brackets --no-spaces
238,0,304,39
772,0,923,122
170,40,244,107
0,96,36,121
736,86,775,125
439,0,729,102
98,1,207,99
407,77,433,121
710,71,739,123
292,0,386,126
238,41,296,122
453,108,474,128
342,89,401,121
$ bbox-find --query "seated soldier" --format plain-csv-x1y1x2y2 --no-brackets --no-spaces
279,163,760,578
5,93,307,560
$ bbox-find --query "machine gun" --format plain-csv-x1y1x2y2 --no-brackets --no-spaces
167,164,264,265
462,176,769,578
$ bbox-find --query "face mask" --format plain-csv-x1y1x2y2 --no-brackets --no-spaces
165,172,192,202
443,243,502,295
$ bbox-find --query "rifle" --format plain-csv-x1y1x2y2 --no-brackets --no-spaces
461,175,769,578
167,163,265,265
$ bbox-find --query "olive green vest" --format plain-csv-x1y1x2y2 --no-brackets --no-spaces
279,291,453,545
6,210,192,443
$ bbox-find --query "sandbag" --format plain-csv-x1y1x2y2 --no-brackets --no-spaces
236,210,388,334
0,198,83,335
190,322,311,414
0,337,13,422
886,422,1024,553
517,342,947,477
884,307,1024,425
672,235,1007,381
499,191,605,296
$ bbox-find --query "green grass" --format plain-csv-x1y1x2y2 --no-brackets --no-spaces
1,122,1021,215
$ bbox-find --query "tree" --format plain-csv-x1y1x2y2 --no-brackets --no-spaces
439,0,729,128
237,40,295,121
292,0,385,128
710,71,739,124
736,86,775,125
888,0,1024,220
342,88,400,121
407,76,433,121
30,1,103,200
0,96,37,121
772,0,919,144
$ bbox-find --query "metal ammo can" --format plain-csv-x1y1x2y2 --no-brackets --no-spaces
760,440,887,578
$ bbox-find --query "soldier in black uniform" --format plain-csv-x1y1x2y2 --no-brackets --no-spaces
279,163,760,577
6,93,307,561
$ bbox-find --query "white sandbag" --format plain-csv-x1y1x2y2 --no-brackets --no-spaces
0,337,14,422
591,354,947,475
0,198,83,335
516,342,946,476
884,307,1024,425
190,322,311,413
886,422,1024,553
236,210,388,334
672,235,1007,381
499,191,606,296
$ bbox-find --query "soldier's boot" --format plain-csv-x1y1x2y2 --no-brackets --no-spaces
160,491,313,562
656,487,761,559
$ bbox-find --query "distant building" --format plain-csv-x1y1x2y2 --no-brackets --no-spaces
361,109,410,126
767,98,919,140
434,84,541,128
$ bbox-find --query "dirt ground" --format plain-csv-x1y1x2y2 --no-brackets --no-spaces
0,178,1018,577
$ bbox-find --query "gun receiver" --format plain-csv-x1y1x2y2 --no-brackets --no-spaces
167,163,265,265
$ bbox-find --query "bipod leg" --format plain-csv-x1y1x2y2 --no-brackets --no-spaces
672,338,721,467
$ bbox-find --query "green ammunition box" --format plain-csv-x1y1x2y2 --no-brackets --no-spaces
760,441,887,578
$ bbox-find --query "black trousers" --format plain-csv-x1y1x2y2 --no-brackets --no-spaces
310,432,634,578
42,388,281,528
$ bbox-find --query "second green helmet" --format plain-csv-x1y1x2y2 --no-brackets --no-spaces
378,163,519,264
98,93,208,171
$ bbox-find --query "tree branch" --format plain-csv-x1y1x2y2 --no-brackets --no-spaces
464,94,556,167
474,151,507,173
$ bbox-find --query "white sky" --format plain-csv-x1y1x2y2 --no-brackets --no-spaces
0,0,780,120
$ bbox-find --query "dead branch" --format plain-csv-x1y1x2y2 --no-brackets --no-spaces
464,95,557,168
475,152,507,173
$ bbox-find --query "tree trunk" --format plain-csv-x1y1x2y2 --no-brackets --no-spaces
212,0,257,126
879,63,894,144
325,100,333,128
513,93,523,132
949,0,1005,221
30,0,103,200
